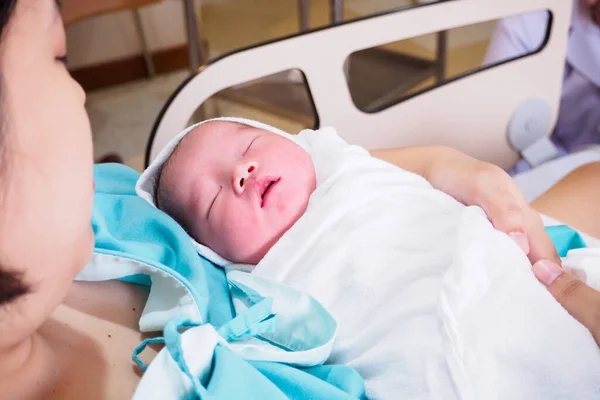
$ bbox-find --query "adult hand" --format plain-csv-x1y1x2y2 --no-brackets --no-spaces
371,146,560,265
425,149,561,265
533,259,600,345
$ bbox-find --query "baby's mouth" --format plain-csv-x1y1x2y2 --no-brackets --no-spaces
257,177,280,208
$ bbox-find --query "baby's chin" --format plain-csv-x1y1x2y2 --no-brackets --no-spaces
220,211,304,265
225,231,285,265
240,249,269,266
200,205,306,265
216,171,315,265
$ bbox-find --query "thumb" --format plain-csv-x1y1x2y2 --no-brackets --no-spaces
533,260,600,344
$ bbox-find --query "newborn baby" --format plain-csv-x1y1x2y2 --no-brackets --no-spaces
155,119,316,264
139,117,600,399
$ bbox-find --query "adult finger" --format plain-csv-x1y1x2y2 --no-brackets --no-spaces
467,162,560,264
533,259,600,345
468,163,530,253
480,193,529,253
523,209,562,265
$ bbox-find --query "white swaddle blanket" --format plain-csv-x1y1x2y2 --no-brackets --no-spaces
250,127,600,399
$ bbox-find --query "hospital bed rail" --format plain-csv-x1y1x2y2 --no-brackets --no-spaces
145,0,571,170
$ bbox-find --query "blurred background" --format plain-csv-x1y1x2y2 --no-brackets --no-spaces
64,0,512,171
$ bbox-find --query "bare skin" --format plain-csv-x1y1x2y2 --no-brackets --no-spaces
3,281,157,400
532,161,600,238
531,161,600,345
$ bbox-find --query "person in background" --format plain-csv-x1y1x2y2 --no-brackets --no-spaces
484,0,600,174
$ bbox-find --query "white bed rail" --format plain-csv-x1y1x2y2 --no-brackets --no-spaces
147,0,571,169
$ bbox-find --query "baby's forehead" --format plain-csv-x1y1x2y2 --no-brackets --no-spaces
167,121,264,169
186,121,263,148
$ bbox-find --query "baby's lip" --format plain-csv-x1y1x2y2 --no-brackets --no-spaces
255,176,280,208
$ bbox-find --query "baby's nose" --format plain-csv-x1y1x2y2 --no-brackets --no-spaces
233,160,258,195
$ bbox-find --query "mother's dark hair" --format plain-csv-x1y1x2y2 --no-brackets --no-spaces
0,0,17,39
0,0,30,306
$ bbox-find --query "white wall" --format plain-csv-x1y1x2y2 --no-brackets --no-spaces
65,0,189,70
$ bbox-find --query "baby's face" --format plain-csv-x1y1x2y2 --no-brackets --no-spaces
163,121,316,264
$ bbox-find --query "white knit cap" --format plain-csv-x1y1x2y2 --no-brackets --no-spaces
135,117,305,266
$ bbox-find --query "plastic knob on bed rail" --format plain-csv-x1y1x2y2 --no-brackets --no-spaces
508,98,560,168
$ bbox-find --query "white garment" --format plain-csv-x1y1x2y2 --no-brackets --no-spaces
251,127,600,399
133,324,225,400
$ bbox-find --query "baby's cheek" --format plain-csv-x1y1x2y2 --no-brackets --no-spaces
279,184,310,220
221,211,266,260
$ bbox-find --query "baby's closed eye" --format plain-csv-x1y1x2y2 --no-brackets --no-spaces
206,186,222,219
243,136,258,156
